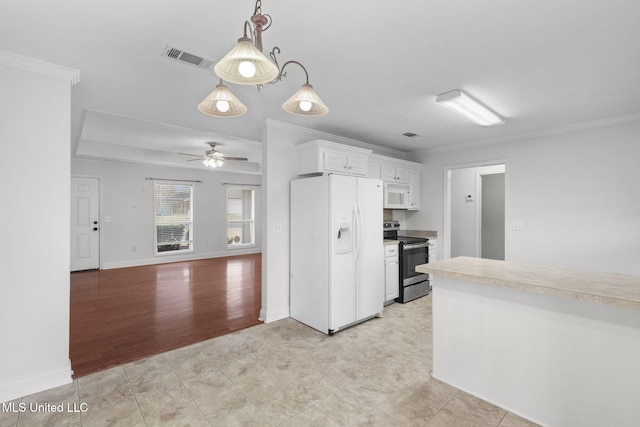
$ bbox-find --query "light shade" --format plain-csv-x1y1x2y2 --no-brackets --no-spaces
214,37,280,85
436,90,504,126
282,83,329,117
198,81,247,118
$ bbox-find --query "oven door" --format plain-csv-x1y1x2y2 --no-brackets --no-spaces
401,241,429,285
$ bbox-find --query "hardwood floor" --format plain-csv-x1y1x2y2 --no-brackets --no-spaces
69,253,262,378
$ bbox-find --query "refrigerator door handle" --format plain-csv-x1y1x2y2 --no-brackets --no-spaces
353,204,360,263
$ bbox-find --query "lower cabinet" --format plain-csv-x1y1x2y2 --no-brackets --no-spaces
384,243,399,302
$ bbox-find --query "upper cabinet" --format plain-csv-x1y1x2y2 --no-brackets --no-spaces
370,154,422,211
297,140,371,177
380,163,410,184
296,141,423,210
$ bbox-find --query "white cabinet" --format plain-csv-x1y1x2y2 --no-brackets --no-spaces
408,169,421,210
370,154,422,210
381,163,410,184
297,140,371,176
384,243,399,302
368,159,382,179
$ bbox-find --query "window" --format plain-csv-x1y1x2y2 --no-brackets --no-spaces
226,186,255,248
154,182,193,254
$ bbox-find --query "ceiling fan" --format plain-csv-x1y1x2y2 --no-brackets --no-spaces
180,142,248,168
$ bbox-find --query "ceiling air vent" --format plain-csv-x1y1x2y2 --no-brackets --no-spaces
402,132,419,138
161,45,215,70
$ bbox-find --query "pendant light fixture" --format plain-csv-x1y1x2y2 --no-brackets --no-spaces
199,0,328,118
198,80,247,118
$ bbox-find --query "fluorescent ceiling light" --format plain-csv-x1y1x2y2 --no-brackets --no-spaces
436,90,504,126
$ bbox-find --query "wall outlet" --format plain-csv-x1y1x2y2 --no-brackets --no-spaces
273,223,282,233
512,220,525,231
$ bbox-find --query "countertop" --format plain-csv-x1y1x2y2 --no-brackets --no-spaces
383,240,399,246
416,256,640,311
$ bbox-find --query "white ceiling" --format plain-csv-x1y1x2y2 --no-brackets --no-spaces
2,0,640,171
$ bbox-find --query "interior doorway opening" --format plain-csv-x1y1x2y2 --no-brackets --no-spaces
444,161,508,261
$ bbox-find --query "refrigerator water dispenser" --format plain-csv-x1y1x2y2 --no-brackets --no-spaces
334,216,353,254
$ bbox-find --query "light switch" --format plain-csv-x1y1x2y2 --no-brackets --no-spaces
513,220,525,231
273,223,282,233
103,216,112,223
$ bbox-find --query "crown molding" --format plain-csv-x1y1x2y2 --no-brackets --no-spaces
0,50,80,85
423,112,640,155
263,118,407,159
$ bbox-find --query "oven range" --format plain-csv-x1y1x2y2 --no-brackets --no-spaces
383,221,430,303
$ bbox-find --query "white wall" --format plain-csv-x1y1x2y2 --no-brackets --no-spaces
0,54,78,402
407,117,640,276
71,159,262,269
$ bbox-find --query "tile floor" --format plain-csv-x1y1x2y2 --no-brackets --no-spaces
1,295,539,426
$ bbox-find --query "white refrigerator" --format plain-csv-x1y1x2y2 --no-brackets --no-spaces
290,174,384,334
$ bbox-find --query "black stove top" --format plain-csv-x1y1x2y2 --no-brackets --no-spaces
396,235,428,244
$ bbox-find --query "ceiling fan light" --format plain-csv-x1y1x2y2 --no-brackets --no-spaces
436,90,504,126
214,38,279,85
198,82,247,118
282,83,329,117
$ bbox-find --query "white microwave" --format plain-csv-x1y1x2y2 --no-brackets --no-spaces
384,182,410,209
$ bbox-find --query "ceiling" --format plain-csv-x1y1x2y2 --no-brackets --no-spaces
2,0,640,172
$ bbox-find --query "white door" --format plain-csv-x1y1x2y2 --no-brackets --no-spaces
71,177,100,271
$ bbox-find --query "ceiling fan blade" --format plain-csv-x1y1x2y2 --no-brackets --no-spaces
186,158,204,162
177,152,202,157
222,156,249,161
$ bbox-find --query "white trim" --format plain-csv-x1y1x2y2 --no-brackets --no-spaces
0,50,80,85
101,248,261,270
263,118,408,159
260,306,290,324
426,112,640,154
0,361,73,404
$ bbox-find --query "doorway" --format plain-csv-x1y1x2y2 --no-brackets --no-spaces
71,176,100,271
477,172,505,260
444,161,508,260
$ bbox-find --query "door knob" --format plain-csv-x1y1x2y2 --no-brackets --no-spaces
93,221,98,225
93,227,98,231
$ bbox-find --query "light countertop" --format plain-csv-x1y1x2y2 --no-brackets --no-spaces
417,256,640,311
383,240,399,246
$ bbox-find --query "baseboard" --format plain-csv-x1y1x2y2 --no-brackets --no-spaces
260,306,290,324
0,361,73,404
100,248,261,270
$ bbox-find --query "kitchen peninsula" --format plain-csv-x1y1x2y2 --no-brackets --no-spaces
417,257,640,427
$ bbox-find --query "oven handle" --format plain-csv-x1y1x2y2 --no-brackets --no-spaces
403,242,430,250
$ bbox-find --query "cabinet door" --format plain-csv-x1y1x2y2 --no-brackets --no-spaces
385,257,399,300
368,160,382,179
323,151,348,173
395,167,410,184
408,169,421,210
347,155,368,176
381,163,397,182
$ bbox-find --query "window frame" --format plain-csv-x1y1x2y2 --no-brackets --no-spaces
226,185,255,250
153,181,194,256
